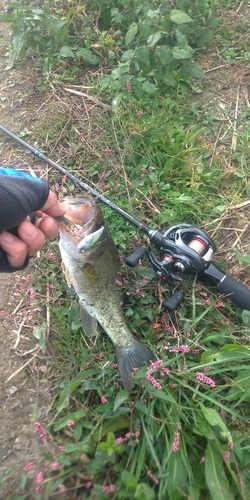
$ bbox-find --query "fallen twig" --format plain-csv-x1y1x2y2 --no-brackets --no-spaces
6,347,40,382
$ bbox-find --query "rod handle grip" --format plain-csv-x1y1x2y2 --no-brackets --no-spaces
217,274,250,311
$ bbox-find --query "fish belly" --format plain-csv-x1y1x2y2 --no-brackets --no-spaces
59,240,135,347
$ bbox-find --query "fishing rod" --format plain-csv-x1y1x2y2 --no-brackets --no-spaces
0,124,150,235
1,124,250,312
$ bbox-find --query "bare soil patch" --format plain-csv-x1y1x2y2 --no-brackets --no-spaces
0,23,54,496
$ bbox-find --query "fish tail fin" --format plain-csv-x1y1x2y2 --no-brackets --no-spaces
115,342,156,390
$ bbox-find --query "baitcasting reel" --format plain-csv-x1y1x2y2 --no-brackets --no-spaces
125,224,216,311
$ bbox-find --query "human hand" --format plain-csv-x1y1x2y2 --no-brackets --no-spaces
0,190,66,268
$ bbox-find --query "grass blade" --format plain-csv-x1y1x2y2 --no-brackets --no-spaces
205,442,234,500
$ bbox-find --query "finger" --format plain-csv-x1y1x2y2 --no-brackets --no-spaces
0,231,28,267
35,216,60,240
17,220,45,256
39,190,66,217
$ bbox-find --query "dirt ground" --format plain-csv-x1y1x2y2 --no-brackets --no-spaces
1,2,250,498
0,23,54,495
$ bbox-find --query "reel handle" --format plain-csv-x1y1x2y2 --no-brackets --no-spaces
125,247,146,268
163,289,185,311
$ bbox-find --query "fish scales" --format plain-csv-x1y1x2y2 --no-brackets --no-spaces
57,196,156,389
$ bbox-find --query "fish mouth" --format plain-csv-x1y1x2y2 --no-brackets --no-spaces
57,196,105,254
60,197,97,226
56,197,99,232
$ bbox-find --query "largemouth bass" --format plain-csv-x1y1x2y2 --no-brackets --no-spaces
57,196,155,389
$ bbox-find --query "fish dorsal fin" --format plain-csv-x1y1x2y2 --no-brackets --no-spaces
81,263,97,284
78,301,98,337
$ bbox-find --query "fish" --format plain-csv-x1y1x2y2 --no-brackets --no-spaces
56,195,156,389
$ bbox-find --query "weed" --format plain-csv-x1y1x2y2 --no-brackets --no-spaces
1,0,218,94
7,278,250,498
98,0,218,95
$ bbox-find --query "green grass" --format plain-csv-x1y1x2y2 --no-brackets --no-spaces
2,0,250,498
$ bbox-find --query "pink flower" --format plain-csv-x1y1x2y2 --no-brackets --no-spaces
59,445,65,451
115,437,124,444
103,484,116,493
223,450,230,463
29,288,35,301
196,372,216,388
105,147,111,153
146,373,162,390
137,110,142,116
80,454,88,460
201,299,211,305
101,394,108,404
22,462,35,471
126,80,132,93
98,353,104,359
51,463,62,469
125,432,133,439
67,420,75,427
35,422,48,441
172,432,180,452
115,278,123,286
204,366,210,372
170,345,190,353
0,310,11,318
228,441,233,449
36,471,44,484
49,253,57,261
85,481,92,489
95,127,100,133
58,484,67,492
135,427,140,438
148,360,163,370
161,367,170,375
215,302,224,308
146,466,159,485
35,486,41,494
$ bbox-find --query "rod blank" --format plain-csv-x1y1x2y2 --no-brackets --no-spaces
0,124,151,234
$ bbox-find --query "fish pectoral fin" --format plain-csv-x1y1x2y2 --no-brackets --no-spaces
81,263,97,284
62,262,73,289
79,302,98,337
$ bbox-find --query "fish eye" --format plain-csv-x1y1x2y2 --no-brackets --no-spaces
96,221,104,230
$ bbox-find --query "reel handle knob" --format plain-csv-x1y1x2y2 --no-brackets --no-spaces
125,247,146,268
163,288,185,311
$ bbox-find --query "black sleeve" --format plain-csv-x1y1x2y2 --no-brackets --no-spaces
0,168,50,272
0,167,49,232
0,248,30,273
